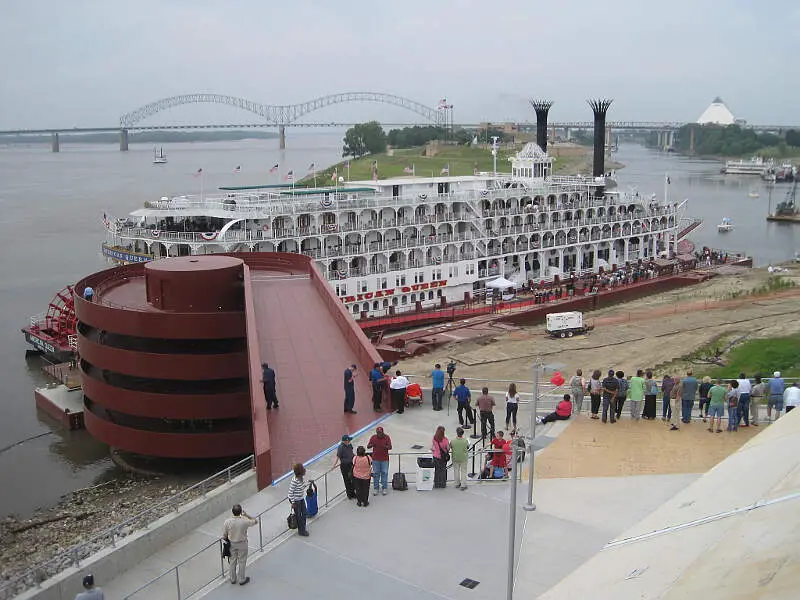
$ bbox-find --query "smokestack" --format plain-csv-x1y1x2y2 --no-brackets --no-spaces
529,100,553,152
588,98,613,177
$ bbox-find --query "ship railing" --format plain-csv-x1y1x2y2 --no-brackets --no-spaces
29,312,46,328
68,335,78,351
0,455,255,600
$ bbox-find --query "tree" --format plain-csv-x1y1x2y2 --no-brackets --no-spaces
342,121,387,158
786,129,800,148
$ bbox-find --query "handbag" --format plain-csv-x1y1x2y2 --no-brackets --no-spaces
438,440,450,463
287,510,298,530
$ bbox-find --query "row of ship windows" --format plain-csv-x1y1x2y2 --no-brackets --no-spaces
334,265,473,296
349,290,445,314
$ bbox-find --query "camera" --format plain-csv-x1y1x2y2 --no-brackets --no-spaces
446,361,457,376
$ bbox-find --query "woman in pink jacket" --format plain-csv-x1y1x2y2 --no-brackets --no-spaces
431,425,450,489
539,394,573,424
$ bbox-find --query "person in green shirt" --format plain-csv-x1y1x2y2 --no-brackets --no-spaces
449,427,470,490
628,369,646,421
707,379,728,433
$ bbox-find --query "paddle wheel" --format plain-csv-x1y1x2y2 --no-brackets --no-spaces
22,285,78,362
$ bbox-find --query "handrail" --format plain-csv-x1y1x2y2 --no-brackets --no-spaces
0,455,256,600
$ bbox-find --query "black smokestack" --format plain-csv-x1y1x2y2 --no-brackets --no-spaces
588,98,613,177
529,100,553,152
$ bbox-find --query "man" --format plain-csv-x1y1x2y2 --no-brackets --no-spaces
784,382,800,413
736,372,752,427
628,369,645,421
222,504,257,585
74,574,103,600
367,426,392,495
475,386,496,440
539,394,573,424
681,369,699,424
768,371,785,421
669,376,684,431
452,378,474,427
369,363,384,412
450,427,469,490
614,371,628,420
601,369,619,424
389,370,409,414
707,378,727,433
261,362,278,409
82,287,94,302
333,435,356,499
431,363,445,411
343,364,358,414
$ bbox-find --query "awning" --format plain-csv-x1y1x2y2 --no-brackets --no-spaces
487,276,516,289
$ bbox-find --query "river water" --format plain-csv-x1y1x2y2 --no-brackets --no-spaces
0,136,795,518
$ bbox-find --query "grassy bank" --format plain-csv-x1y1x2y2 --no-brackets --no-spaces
695,334,800,380
299,144,595,185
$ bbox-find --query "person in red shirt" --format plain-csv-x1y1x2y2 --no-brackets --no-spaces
367,426,392,495
490,431,509,477
539,394,573,424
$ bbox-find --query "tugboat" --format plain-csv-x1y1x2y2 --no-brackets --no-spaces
767,179,799,223
153,147,167,164
21,285,77,362
717,217,734,232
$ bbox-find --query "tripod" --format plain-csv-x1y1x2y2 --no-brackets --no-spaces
445,372,455,416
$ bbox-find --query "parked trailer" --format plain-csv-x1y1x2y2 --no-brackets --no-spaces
545,311,591,338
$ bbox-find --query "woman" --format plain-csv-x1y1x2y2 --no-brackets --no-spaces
539,394,572,424
351,446,373,507
505,383,520,432
490,431,510,478
431,425,450,489
661,373,675,421
589,370,602,419
570,369,586,414
287,463,310,536
643,370,658,419
698,376,713,422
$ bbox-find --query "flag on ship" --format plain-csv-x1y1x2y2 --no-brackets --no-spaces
285,170,294,181
308,163,315,172
440,164,450,175
438,98,448,109
344,160,350,169
193,168,203,177
331,169,338,181
269,163,279,174
234,166,241,173
403,165,415,175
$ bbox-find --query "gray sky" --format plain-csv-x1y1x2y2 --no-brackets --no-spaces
1,0,798,129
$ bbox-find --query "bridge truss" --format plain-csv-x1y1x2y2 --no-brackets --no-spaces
119,92,446,128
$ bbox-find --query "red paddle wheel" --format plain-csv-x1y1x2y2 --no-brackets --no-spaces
22,285,78,361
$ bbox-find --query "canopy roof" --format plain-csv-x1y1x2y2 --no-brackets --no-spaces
487,276,516,289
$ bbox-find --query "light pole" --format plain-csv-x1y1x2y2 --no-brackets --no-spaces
491,136,500,176
523,360,541,512
506,442,519,600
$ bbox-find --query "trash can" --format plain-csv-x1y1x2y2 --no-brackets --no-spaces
416,457,435,491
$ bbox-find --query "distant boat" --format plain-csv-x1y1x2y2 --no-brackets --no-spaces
717,217,734,232
748,188,759,198
153,147,167,164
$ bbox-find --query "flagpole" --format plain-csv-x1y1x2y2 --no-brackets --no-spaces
347,161,350,182
313,166,317,188
200,170,205,201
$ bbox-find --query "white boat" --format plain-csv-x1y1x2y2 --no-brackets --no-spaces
722,156,772,176
748,188,759,198
153,147,167,164
101,142,686,320
717,217,733,232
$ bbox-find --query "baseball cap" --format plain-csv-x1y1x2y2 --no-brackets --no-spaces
774,371,781,377
376,426,384,433
341,435,351,441
608,369,615,376
82,575,94,588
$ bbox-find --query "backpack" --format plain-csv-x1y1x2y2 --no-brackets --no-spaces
617,378,628,398
648,379,659,395
391,472,408,491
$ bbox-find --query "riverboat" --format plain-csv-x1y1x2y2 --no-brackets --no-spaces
153,147,167,164
99,142,685,320
717,217,734,232
722,156,773,176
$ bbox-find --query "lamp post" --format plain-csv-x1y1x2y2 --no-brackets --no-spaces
506,442,519,600
491,136,500,176
523,360,541,512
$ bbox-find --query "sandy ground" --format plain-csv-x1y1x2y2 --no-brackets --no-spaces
398,263,800,384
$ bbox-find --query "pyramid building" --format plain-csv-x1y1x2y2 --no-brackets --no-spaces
697,97,735,125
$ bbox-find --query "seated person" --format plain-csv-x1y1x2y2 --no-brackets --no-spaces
490,431,509,477
538,394,573,424
405,382,423,405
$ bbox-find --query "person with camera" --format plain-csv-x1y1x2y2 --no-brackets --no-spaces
431,363,445,411
452,378,474,427
222,504,258,585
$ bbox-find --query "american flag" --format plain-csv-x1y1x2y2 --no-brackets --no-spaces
285,170,294,181
234,166,241,173
440,165,450,175
269,163,279,174
403,166,414,174
193,168,203,177
344,160,350,169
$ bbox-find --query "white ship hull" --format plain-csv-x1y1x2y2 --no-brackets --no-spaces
102,144,684,320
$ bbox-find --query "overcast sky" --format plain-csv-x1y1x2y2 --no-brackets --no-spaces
1,0,798,129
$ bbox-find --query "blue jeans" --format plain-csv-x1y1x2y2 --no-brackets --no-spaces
727,405,739,431
681,398,694,423
737,393,750,426
372,460,389,490
662,394,672,419
431,387,444,410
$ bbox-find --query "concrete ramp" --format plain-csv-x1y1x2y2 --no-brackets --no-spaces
537,412,800,599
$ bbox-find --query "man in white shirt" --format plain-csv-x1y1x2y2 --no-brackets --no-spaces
784,383,800,413
222,504,257,585
74,574,103,600
736,373,753,427
389,370,409,414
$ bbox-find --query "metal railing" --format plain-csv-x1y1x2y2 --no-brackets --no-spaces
0,456,255,600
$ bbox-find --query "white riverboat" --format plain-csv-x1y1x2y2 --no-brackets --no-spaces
722,156,772,176
101,143,685,319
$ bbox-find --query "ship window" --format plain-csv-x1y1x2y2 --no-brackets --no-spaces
358,279,368,293
352,305,359,314
383,299,389,308
373,301,379,311
411,294,416,302
428,291,434,300
401,296,408,305
362,303,369,313
396,275,406,286
437,289,443,298
392,297,399,306
415,271,425,283
378,277,388,290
